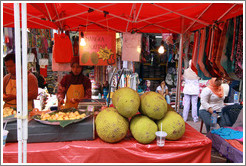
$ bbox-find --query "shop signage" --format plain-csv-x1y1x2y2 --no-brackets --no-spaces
122,32,141,62
79,31,116,66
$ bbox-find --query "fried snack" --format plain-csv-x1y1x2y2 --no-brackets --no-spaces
40,111,86,121
3,107,17,118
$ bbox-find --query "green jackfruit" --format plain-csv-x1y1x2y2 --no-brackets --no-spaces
112,87,140,118
95,107,129,143
140,91,167,120
130,115,157,144
157,111,185,140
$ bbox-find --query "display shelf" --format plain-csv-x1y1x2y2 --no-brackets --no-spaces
143,63,166,66
143,78,164,81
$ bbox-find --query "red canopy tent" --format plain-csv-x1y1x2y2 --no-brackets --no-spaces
3,2,243,33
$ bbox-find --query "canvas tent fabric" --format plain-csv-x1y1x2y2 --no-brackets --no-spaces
3,3,243,33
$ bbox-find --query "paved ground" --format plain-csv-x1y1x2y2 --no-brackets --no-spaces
184,111,229,163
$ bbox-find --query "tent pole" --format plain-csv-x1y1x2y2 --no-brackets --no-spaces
76,16,123,32
3,14,43,27
77,3,132,22
14,3,23,163
134,3,143,22
55,3,116,22
152,4,210,26
143,20,180,34
184,3,213,34
21,3,28,163
125,4,135,32
217,4,237,21
44,3,53,21
137,4,201,23
3,10,55,29
175,17,184,113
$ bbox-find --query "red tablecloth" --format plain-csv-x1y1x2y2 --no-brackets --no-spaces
3,123,212,163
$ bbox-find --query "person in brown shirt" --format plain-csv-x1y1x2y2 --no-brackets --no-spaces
57,56,91,109
3,53,38,110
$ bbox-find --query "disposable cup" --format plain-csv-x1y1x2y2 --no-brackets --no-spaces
3,130,9,147
155,131,167,147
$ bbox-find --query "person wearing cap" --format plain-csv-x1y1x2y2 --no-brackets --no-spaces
57,56,91,109
3,53,38,110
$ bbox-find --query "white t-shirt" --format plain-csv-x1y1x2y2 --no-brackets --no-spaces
199,87,225,112
183,79,199,95
156,85,168,92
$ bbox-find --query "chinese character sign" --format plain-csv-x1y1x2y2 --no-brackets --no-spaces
79,31,116,66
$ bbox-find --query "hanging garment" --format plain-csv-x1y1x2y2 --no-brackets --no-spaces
214,21,231,80
204,27,220,77
53,33,73,63
52,57,71,72
73,36,79,56
191,31,198,74
220,18,239,80
234,15,243,79
39,58,49,77
210,24,223,77
197,29,211,80
27,52,37,72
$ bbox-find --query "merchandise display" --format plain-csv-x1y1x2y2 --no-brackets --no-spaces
2,2,243,164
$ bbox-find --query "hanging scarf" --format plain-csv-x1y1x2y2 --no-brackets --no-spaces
208,78,224,98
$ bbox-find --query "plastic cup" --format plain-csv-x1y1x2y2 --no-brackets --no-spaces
155,131,167,147
3,130,9,147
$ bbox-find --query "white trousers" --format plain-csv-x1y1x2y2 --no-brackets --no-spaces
182,94,199,122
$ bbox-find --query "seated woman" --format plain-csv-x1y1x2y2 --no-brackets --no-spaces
144,80,151,93
199,77,242,132
156,80,171,104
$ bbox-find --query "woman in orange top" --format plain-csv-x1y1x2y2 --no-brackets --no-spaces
3,53,38,110
57,56,91,109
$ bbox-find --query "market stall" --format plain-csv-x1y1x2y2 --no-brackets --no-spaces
2,2,244,164
3,123,211,163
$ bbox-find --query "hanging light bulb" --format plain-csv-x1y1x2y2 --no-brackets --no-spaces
80,32,86,46
158,40,165,54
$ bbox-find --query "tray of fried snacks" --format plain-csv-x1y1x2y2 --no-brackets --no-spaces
3,107,17,123
33,108,93,127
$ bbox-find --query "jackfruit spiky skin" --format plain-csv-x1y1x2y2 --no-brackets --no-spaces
112,87,140,118
140,91,167,120
95,107,129,143
130,115,157,144
157,111,185,140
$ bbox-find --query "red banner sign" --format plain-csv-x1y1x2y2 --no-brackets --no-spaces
79,31,116,66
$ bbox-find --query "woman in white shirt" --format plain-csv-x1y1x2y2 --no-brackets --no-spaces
182,60,200,122
199,77,242,132
156,81,170,104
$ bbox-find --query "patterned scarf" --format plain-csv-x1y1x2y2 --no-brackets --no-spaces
208,78,224,98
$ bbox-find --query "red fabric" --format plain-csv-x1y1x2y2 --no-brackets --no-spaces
197,29,211,78
214,21,231,80
39,65,47,77
53,33,73,63
191,31,198,74
3,3,243,33
3,123,212,163
225,140,243,152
